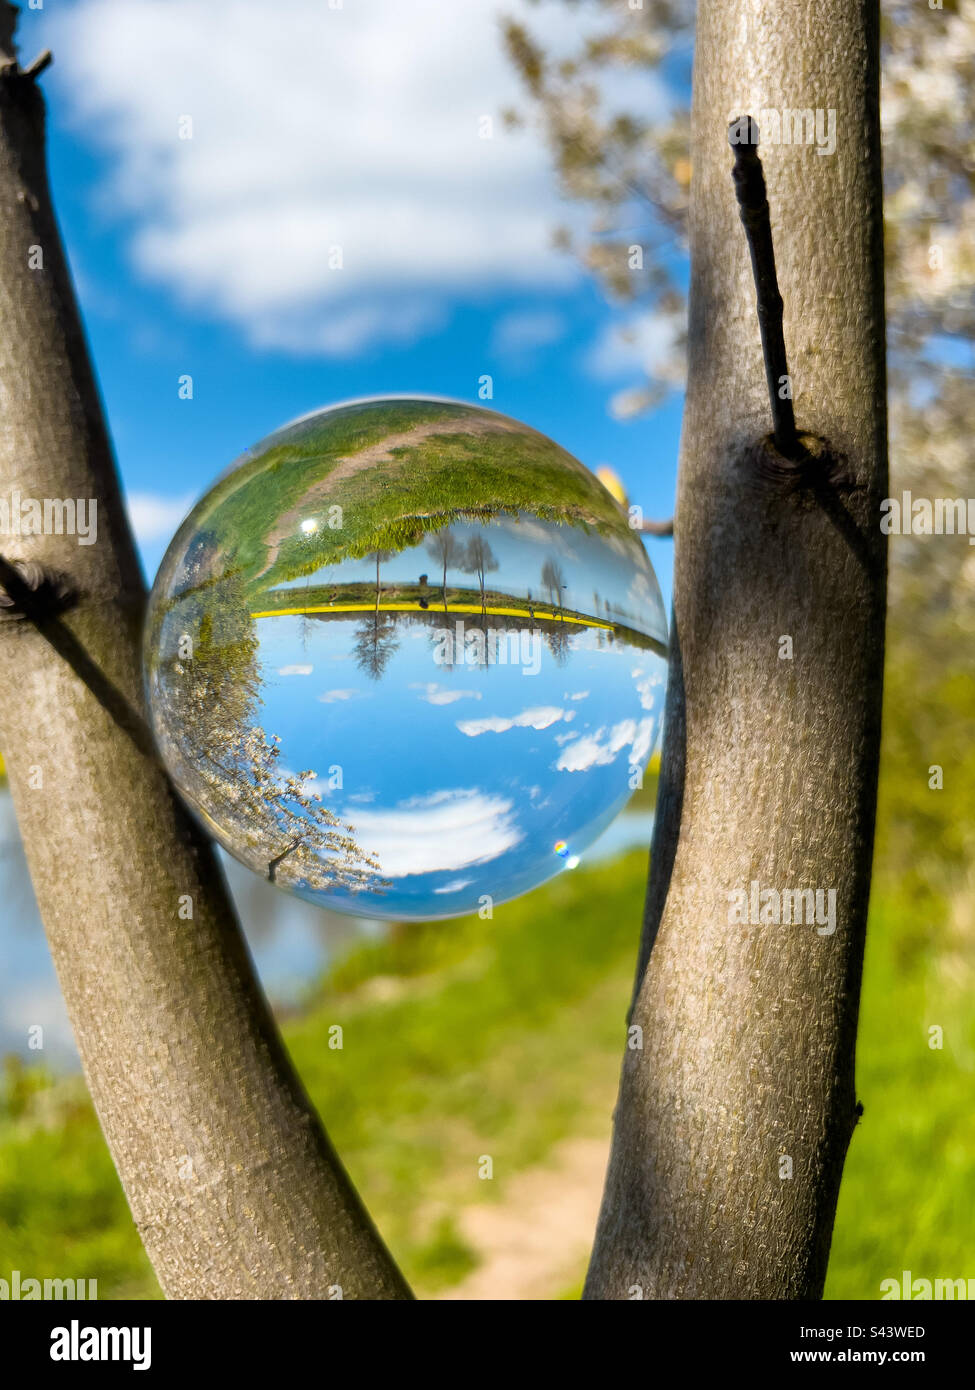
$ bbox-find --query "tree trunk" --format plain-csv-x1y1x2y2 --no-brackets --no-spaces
0,11,409,1301
586,0,887,1299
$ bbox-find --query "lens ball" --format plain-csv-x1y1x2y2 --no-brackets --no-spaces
144,397,668,921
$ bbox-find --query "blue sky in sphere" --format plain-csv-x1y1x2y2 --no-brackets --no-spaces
252,612,667,920
17,0,685,609
153,504,669,920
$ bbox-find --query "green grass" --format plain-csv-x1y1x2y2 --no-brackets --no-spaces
283,850,650,1282
0,1061,157,1299
1,833,972,1300
178,398,629,593
0,850,650,1299
824,894,975,1299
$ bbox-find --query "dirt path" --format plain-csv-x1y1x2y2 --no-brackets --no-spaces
437,1134,611,1301
257,416,520,579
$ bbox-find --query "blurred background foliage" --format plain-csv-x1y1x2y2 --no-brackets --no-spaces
2,0,974,1298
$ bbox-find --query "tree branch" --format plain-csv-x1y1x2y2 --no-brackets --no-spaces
268,837,302,884
728,116,801,460
23,51,53,82
636,517,674,537
0,4,410,1300
0,553,162,764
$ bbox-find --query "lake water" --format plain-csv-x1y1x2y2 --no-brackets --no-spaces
0,789,651,1068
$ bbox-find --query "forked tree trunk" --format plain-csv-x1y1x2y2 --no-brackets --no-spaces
0,10,409,1300
586,0,887,1298
0,0,886,1303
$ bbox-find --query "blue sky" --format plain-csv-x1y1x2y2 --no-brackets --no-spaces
17,0,683,605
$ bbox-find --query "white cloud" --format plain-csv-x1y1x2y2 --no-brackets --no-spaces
586,310,684,384
278,664,313,677
634,669,664,711
51,0,580,355
254,299,446,357
351,789,520,877
490,308,566,361
409,682,483,706
566,690,589,701
456,705,573,737
630,718,657,766
554,716,656,772
318,688,358,703
433,878,474,895
125,491,193,544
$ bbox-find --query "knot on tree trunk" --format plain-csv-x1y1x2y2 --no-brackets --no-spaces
743,432,856,494
0,556,76,623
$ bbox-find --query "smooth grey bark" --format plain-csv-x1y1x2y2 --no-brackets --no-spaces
0,10,410,1300
586,0,887,1298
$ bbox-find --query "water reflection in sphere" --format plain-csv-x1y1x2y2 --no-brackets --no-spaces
144,398,668,921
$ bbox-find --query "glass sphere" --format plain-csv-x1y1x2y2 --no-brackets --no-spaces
144,397,668,921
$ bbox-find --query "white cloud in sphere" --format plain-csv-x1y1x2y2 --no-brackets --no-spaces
351,789,521,877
